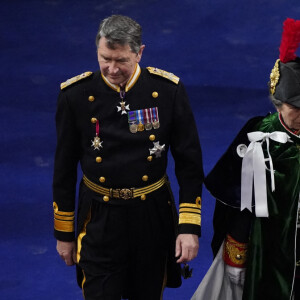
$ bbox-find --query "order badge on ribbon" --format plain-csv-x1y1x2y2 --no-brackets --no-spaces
91,119,103,150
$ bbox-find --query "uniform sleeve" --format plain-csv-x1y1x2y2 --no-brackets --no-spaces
170,82,204,236
52,90,81,241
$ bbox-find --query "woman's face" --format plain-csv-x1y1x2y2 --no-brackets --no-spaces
277,103,300,130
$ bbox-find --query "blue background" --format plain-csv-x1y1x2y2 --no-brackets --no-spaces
1,1,299,299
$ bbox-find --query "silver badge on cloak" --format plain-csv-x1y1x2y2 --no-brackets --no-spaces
236,144,248,157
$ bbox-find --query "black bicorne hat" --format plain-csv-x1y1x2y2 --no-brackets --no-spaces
269,18,300,108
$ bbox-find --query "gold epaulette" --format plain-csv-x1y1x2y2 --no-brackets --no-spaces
60,71,93,90
147,67,179,84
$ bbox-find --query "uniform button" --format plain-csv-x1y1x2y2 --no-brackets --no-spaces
196,196,202,207
99,177,106,183
141,195,146,200
103,196,109,202
91,117,98,123
142,175,148,182
236,254,242,260
88,96,95,102
149,135,155,141
147,156,153,162
152,91,158,98
96,157,102,163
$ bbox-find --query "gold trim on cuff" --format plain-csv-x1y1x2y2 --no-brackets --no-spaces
179,208,201,214
179,203,201,209
54,214,74,221
179,212,201,226
54,218,74,233
55,211,75,216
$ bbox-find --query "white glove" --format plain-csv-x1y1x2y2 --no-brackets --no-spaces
225,264,246,286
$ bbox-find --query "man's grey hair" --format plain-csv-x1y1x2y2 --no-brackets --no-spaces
95,15,142,53
269,94,283,108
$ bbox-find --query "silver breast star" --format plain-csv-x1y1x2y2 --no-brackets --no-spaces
149,141,165,158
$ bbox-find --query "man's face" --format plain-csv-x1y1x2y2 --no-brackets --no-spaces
277,103,300,130
97,37,144,87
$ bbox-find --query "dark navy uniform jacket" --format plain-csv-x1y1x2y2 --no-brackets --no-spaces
53,65,204,242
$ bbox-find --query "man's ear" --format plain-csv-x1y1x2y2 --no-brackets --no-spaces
137,45,146,62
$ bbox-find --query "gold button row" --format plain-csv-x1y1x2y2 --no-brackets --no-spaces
103,194,146,202
89,91,158,103
98,175,149,184
91,97,157,197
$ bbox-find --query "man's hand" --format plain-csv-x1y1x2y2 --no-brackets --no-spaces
175,234,199,263
56,240,77,266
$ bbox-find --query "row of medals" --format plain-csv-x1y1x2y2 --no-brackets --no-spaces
129,120,160,133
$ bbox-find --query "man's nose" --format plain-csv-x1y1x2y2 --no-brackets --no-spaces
108,62,119,74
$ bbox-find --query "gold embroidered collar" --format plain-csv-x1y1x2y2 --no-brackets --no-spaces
101,64,141,92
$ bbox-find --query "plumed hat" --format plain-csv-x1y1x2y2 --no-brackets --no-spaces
269,18,300,108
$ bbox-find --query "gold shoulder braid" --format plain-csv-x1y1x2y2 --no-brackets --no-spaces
60,71,93,90
147,67,179,84
269,59,280,95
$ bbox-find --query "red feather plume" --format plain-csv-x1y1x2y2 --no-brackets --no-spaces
279,18,300,63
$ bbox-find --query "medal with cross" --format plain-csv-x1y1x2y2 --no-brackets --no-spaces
117,89,130,115
91,119,103,150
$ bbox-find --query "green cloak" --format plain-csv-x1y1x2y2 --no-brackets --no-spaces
205,112,299,300
243,113,300,300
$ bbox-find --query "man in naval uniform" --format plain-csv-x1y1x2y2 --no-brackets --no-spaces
53,15,204,300
191,18,300,300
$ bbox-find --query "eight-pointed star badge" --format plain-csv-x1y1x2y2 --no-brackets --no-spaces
149,141,165,158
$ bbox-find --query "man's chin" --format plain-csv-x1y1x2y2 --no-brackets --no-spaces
108,77,121,85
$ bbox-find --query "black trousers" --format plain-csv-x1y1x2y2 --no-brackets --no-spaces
77,185,174,300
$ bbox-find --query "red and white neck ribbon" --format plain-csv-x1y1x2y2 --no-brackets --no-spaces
241,131,291,217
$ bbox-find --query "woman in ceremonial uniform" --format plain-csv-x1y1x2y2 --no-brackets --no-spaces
192,18,300,300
